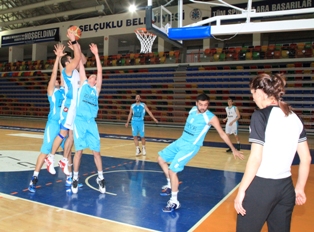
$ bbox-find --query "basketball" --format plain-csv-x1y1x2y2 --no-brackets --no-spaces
68,25,82,41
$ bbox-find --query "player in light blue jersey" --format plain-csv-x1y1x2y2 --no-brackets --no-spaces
44,29,82,178
125,94,159,156
28,43,66,193
158,93,244,212
223,97,241,152
71,43,106,194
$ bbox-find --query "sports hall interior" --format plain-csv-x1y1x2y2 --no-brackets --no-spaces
0,0,313,231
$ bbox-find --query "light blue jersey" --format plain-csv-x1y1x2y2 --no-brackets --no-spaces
47,87,65,121
131,103,146,122
76,80,98,120
41,87,65,154
180,106,215,146
73,80,100,152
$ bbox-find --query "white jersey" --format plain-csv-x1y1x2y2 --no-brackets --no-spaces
226,106,238,123
225,106,239,135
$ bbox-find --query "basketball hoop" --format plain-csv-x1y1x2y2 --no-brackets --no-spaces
135,28,157,54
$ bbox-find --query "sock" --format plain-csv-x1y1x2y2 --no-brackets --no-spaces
167,178,171,188
48,153,54,159
73,172,79,180
98,171,104,180
33,171,39,177
170,191,178,202
136,146,139,149
237,141,240,144
62,157,68,162
142,145,146,149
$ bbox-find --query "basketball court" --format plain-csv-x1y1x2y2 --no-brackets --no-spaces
1,0,314,231
0,117,313,231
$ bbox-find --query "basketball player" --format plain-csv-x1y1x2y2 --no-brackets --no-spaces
158,93,244,212
44,29,81,180
234,73,311,231
223,98,241,152
28,43,66,193
71,43,106,194
125,94,159,156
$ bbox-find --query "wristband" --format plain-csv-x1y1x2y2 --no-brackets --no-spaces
71,40,77,45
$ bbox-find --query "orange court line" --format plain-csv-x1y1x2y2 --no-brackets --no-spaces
193,165,314,232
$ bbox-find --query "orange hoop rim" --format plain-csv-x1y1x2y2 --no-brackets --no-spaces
134,28,155,36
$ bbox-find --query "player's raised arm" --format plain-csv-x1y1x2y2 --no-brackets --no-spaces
89,43,102,94
65,29,81,75
78,60,87,86
47,43,66,96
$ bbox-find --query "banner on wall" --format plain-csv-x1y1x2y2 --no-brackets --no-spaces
211,0,313,17
1,28,60,47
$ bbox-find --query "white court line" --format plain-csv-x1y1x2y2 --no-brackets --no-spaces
187,183,240,232
85,170,163,196
0,192,158,232
7,133,43,139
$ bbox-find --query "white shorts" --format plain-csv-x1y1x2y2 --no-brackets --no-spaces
60,104,76,130
225,121,238,135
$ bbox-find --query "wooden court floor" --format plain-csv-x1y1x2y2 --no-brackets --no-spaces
0,116,313,232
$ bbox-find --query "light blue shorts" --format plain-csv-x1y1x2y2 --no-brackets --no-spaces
131,121,145,137
73,116,100,152
40,119,61,154
158,138,200,173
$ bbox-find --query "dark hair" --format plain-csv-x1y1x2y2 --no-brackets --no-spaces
196,93,210,102
249,73,291,116
61,56,70,67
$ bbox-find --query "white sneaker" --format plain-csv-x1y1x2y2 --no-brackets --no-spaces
142,147,146,156
96,177,106,194
44,156,56,175
135,147,141,156
58,159,71,176
71,178,79,194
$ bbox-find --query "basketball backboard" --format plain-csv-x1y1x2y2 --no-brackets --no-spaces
146,0,314,43
145,0,183,47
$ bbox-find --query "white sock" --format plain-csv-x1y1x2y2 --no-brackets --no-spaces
98,171,104,180
48,154,54,159
142,145,146,148
33,171,39,177
62,157,68,162
167,178,171,188
170,191,178,202
73,172,79,180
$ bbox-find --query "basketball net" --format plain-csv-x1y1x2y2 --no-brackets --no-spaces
135,28,157,53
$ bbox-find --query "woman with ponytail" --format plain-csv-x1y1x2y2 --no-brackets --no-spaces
234,73,311,232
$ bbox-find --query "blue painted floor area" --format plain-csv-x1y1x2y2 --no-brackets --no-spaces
0,155,243,231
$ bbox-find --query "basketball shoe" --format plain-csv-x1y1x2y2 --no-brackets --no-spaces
71,178,79,194
142,147,146,156
162,200,181,213
28,176,38,193
65,176,83,188
135,147,141,156
44,156,56,174
96,177,106,194
160,187,171,196
226,148,232,153
58,159,71,176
